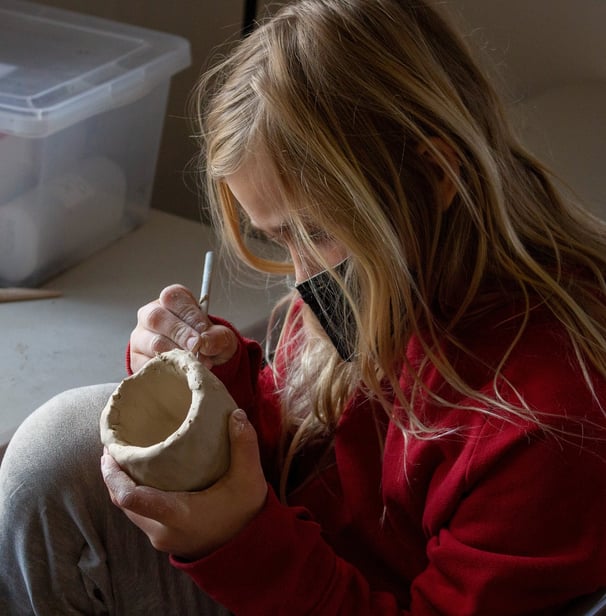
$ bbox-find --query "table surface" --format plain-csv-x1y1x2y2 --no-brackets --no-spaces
0,210,285,447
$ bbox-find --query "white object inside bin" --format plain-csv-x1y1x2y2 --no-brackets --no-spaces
0,156,126,284
0,0,191,286
0,62,16,80
0,133,34,202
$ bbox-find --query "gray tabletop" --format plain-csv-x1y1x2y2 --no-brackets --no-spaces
1,210,284,449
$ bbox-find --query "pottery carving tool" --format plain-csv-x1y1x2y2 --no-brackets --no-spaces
198,250,214,318
0,287,62,303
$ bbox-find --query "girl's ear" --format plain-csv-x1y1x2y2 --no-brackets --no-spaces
417,137,460,211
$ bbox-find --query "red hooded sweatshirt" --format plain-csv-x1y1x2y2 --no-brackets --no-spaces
161,301,606,615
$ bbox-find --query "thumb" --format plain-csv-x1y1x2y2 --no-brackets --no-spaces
228,409,262,475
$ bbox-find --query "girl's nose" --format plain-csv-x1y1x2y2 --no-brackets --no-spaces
289,248,323,285
291,252,310,285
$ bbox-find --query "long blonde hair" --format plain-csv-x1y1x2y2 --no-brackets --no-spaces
192,0,606,489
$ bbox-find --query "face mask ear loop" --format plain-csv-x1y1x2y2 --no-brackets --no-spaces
285,274,297,291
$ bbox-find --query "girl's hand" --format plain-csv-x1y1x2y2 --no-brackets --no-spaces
129,284,238,373
101,409,268,560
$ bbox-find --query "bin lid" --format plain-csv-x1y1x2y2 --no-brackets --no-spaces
0,0,191,137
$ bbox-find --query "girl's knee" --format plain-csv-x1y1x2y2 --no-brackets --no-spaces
1,383,117,490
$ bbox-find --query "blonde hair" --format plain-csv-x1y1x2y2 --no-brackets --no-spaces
192,0,606,495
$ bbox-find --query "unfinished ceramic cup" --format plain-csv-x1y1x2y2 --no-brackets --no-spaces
100,349,237,491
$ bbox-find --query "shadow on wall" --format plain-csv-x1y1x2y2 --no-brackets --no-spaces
445,0,606,222
510,84,606,221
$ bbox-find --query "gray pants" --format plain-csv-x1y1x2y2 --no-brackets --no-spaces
0,384,230,616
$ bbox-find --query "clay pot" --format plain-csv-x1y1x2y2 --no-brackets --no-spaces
99,349,237,491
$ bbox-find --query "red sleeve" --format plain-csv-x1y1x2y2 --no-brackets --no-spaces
406,419,606,613
171,415,606,616
125,341,134,376
175,307,606,613
170,489,404,615
207,315,283,479
204,314,264,410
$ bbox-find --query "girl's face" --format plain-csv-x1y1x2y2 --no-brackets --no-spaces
225,153,348,283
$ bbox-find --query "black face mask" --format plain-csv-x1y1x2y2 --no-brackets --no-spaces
295,260,357,361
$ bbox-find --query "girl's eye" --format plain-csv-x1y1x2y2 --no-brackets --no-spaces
306,227,333,245
270,235,288,248
247,226,286,247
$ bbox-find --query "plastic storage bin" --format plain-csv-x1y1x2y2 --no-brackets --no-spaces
0,0,191,286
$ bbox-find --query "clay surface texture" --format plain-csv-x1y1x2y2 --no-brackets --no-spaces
99,350,237,491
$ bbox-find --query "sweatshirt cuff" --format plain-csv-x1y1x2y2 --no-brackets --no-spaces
125,341,134,375
206,315,264,408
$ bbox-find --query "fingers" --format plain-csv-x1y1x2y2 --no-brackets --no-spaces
229,409,262,462
101,453,179,525
129,284,239,371
151,285,210,352
101,453,191,554
197,327,239,366
101,452,139,508
226,410,268,505
135,302,199,352
159,285,208,334
129,285,206,369
101,416,267,559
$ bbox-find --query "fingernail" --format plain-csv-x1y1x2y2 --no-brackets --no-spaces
199,333,210,352
195,321,208,334
232,409,248,427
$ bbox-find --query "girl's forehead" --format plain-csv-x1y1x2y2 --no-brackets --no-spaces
224,156,289,234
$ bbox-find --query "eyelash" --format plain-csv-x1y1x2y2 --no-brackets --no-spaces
249,224,333,248
306,229,333,244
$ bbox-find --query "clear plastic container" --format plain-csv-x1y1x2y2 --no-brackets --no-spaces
0,0,191,286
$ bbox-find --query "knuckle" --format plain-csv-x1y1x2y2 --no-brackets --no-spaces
181,305,205,329
150,536,171,553
137,303,165,331
171,322,196,347
145,305,167,331
109,484,131,509
136,303,153,324
159,284,191,308
117,491,136,511
150,334,173,354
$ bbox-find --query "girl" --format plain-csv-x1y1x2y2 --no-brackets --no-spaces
2,0,606,614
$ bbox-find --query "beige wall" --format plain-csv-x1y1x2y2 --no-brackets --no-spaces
36,1,606,223
38,1,245,221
